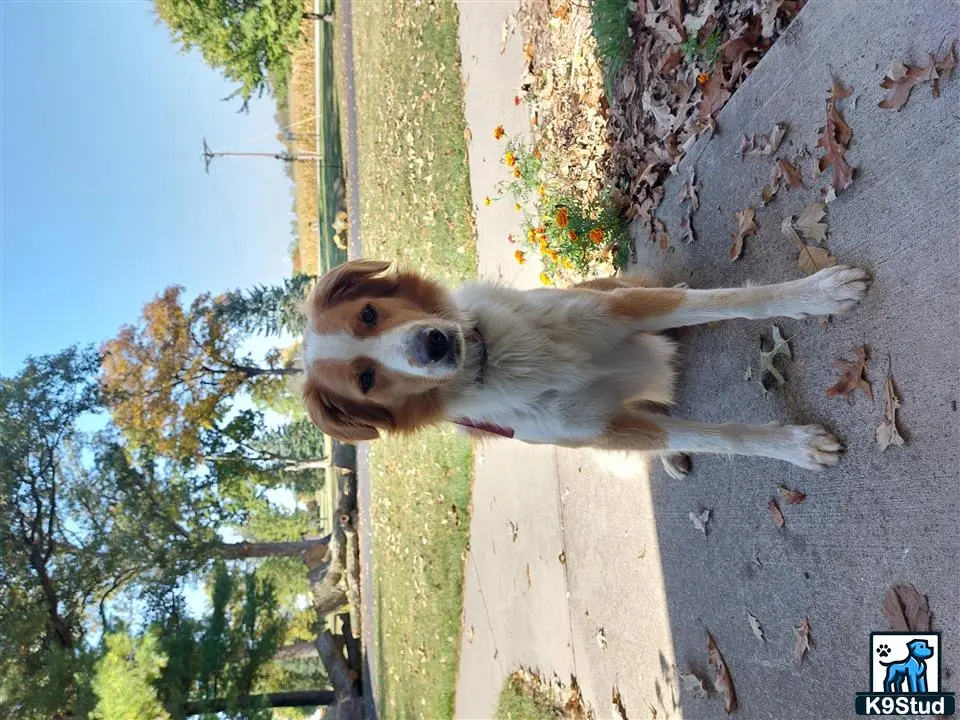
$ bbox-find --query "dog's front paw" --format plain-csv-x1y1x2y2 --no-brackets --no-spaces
804,265,871,317
780,424,843,470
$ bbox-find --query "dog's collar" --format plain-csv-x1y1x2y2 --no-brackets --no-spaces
452,417,515,438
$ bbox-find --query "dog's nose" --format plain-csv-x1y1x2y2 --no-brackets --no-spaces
417,328,450,364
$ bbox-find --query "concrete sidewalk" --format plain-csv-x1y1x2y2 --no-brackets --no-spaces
456,1,959,718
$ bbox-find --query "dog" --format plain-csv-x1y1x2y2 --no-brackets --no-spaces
882,639,934,693
300,259,869,472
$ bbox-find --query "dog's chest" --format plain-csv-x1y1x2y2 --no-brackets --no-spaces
446,284,677,442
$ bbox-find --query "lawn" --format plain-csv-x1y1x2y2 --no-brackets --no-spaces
347,0,477,718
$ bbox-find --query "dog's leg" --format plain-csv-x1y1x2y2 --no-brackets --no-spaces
597,265,869,331
590,411,842,470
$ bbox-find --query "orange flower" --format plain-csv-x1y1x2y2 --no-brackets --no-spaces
514,95,521,106
513,168,521,178
484,196,491,207
533,148,542,159
504,151,516,167
554,207,569,228
494,125,506,140
515,249,526,265
697,72,709,85
537,226,545,234
540,272,553,286
589,227,605,245
569,229,578,241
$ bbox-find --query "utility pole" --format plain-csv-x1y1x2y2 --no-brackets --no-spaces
202,137,335,174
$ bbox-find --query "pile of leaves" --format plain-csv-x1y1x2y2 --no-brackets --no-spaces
498,668,592,720
516,0,806,245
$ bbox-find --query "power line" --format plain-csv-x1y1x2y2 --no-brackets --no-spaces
202,137,340,174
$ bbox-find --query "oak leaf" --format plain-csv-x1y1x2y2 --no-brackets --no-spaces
817,78,855,190
699,69,732,120
729,207,757,260
797,243,837,276
827,345,873,401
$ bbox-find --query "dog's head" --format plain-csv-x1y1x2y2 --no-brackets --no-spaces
907,639,934,660
301,260,480,441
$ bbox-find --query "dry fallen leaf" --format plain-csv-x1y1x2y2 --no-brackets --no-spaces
797,243,837,276
706,631,738,714
777,483,807,504
690,508,711,535
612,685,628,719
759,325,791,385
827,345,873,401
817,78,855,191
794,618,813,662
699,69,732,119
678,668,710,699
680,209,696,243
740,122,788,158
729,207,757,260
678,169,700,211
777,158,803,188
768,498,786,528
883,584,931,632
876,371,906,451
748,613,765,642
794,202,828,243
878,43,956,110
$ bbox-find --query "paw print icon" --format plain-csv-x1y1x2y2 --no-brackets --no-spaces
876,643,891,658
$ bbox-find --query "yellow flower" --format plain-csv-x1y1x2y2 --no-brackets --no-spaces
538,184,546,198
546,248,560,262
504,151,516,167
484,196,491,207
540,272,553,286
589,227,605,245
515,249,526,265
515,203,522,211
538,237,549,253
527,228,536,243
561,257,574,270
554,207,569,228
494,125,506,140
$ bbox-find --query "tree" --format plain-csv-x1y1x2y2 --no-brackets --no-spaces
101,286,301,462
153,0,307,111
0,347,127,719
91,565,334,719
214,274,315,338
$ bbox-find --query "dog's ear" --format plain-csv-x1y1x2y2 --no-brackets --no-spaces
313,259,394,309
302,378,394,442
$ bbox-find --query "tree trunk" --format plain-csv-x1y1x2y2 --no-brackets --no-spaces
273,640,319,661
182,690,334,716
233,364,303,378
217,537,329,560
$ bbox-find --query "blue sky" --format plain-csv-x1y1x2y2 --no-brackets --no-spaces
1,0,298,376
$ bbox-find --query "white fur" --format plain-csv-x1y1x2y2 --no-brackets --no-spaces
303,323,457,379
443,282,677,443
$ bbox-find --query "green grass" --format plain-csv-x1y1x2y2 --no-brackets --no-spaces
497,675,562,720
347,0,477,717
590,0,634,98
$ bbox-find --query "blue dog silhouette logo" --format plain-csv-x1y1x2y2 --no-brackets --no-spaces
857,632,955,716
880,638,935,694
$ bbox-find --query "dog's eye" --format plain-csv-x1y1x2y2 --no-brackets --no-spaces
360,304,377,326
358,368,375,394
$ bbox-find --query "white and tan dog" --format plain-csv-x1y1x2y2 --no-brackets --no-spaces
301,260,869,471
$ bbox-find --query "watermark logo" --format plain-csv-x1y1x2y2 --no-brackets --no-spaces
855,632,955,715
